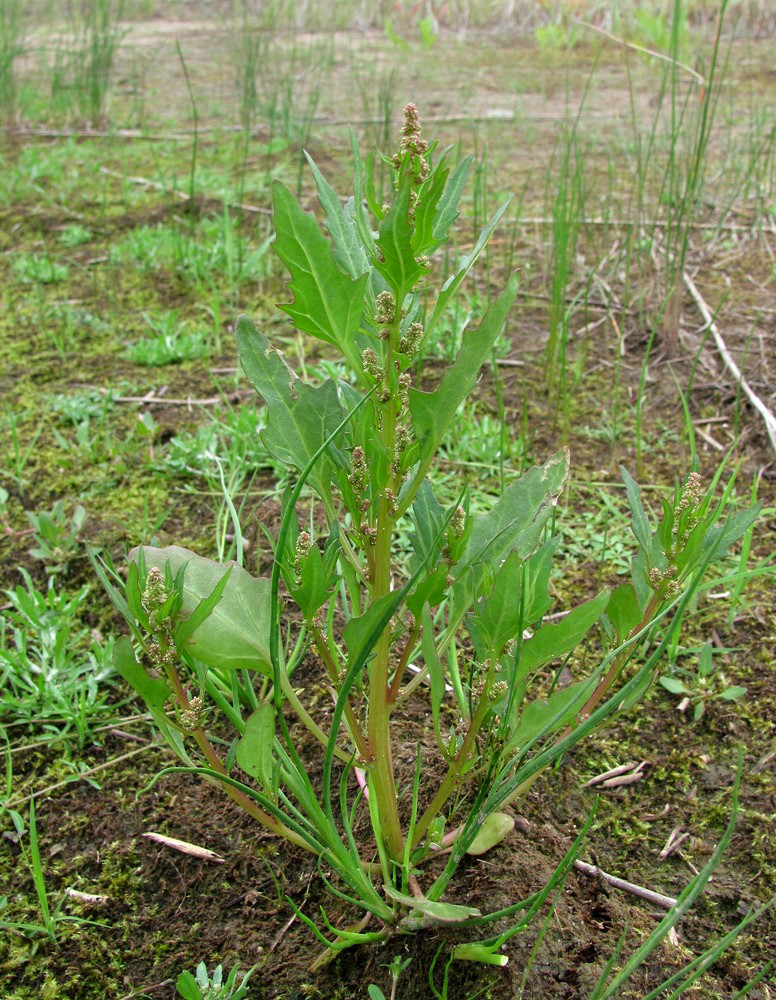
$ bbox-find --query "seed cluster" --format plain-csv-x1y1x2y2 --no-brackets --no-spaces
648,472,704,597
294,530,312,583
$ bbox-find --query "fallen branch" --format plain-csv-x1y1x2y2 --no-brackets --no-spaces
98,166,271,216
113,390,252,407
575,18,705,85
0,110,622,142
574,859,679,909
683,271,776,452
65,887,109,905
660,826,691,861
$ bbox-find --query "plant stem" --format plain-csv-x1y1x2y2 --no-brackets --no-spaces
163,659,311,852
411,682,492,849
367,300,404,862
578,591,661,720
387,619,421,703
310,624,369,760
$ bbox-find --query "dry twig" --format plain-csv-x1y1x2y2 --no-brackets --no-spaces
143,832,224,863
574,860,678,909
683,271,776,452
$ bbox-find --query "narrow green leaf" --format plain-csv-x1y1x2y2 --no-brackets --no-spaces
660,676,689,695
174,566,233,646
421,605,444,742
304,150,370,279
703,502,762,562
289,544,338,621
698,641,714,676
410,273,519,463
517,590,610,678
412,158,449,255
452,944,508,967
432,155,471,244
605,583,641,643
426,198,511,337
384,884,480,922
114,635,168,714
507,679,590,752
469,550,523,657
621,466,653,555
409,479,446,569
348,126,377,255
343,593,396,669
522,538,558,624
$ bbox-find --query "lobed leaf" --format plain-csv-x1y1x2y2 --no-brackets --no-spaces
469,550,524,658
375,183,427,293
236,317,347,498
304,151,371,280
451,449,570,619
517,590,610,679
272,180,368,372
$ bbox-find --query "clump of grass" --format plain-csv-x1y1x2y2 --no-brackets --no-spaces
125,312,212,367
58,223,93,247
12,252,69,285
0,0,24,121
0,568,115,744
49,0,125,123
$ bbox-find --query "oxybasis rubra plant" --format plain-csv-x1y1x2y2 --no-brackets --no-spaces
93,106,760,968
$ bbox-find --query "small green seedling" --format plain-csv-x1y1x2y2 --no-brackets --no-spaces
176,961,255,1000
660,640,746,721
26,500,87,576
368,952,412,1000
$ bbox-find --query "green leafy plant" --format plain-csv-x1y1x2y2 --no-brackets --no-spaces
368,952,412,1000
26,500,87,576
535,22,579,52
176,960,255,1000
660,639,746,721
95,107,760,972
12,251,69,285
58,222,93,247
49,0,125,123
0,0,24,120
124,312,212,367
1,568,115,743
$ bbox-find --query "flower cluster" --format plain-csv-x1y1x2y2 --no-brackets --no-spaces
393,103,430,184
